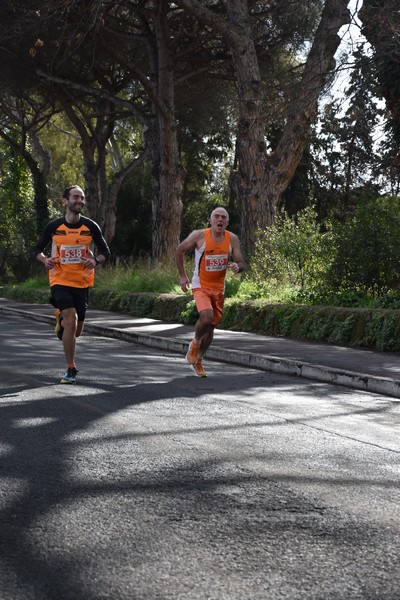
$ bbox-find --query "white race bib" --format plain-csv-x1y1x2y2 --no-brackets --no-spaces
59,244,86,264
205,254,228,272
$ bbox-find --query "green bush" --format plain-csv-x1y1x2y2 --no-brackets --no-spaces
247,197,400,306
0,142,38,282
250,206,334,299
328,196,400,297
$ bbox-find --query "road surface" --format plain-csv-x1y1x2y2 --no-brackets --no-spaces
0,314,399,599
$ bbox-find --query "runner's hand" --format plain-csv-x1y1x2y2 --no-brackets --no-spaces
180,276,190,292
45,257,58,270
229,262,240,274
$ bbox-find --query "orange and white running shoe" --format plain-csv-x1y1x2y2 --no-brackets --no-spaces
185,340,200,365
190,359,207,378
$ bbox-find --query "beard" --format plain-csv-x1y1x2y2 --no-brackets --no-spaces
68,203,83,213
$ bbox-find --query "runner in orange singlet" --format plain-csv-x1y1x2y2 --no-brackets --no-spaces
176,207,246,377
33,185,110,384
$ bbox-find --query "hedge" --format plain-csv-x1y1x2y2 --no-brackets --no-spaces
2,284,400,352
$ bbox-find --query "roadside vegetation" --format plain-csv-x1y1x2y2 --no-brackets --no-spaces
7,197,400,312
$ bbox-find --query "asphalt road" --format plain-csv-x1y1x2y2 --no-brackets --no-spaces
0,314,399,600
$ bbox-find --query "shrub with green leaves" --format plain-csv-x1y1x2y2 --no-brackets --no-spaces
250,206,334,300
328,196,400,297
0,142,36,282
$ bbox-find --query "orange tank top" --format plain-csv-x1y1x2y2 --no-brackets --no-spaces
191,228,232,292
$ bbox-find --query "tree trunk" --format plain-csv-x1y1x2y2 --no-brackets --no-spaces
60,99,103,222
174,0,350,259
226,0,272,257
149,2,184,263
60,98,125,243
25,152,50,233
28,130,51,231
230,0,350,257
267,0,350,205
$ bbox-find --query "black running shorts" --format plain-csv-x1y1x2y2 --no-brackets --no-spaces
50,285,89,321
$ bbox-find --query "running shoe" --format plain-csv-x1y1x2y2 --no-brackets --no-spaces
60,367,78,384
54,310,64,341
185,340,200,365
190,359,207,377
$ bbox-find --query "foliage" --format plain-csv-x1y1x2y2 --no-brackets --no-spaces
307,41,395,225
246,197,400,305
94,260,181,294
250,206,334,299
360,0,400,144
0,141,37,281
9,273,48,290
110,169,153,258
0,0,352,261
365,311,400,351
38,113,84,202
6,205,400,318
4,276,400,351
327,195,400,297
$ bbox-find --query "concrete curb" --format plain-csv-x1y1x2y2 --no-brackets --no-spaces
2,305,400,398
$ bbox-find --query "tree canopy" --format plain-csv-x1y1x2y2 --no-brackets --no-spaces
2,0,397,264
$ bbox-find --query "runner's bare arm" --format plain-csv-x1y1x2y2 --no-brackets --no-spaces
176,229,205,292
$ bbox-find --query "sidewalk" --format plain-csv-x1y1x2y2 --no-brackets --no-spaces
1,297,400,398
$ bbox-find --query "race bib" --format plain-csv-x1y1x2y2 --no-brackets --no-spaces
59,244,86,264
205,254,228,272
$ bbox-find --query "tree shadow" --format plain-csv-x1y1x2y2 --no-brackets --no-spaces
0,316,398,598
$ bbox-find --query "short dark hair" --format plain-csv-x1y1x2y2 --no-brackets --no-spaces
62,185,80,200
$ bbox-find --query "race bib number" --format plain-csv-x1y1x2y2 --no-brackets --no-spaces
59,244,86,264
205,254,228,272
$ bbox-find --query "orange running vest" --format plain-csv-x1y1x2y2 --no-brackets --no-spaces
191,228,232,293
